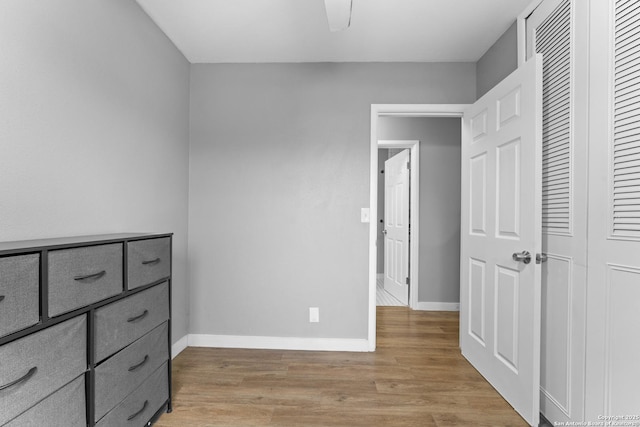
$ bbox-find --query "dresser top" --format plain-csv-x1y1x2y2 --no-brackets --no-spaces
0,232,172,255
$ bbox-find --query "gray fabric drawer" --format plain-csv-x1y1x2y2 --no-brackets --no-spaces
127,238,170,290
48,243,123,317
5,374,86,427
94,282,169,362
0,254,39,338
0,315,87,425
95,362,169,427
95,322,169,421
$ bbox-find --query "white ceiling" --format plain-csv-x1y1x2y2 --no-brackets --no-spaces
135,0,531,64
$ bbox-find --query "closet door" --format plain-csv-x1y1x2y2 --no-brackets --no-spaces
526,0,589,424
586,0,640,419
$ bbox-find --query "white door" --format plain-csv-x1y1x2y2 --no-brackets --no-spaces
586,0,640,419
383,149,410,305
527,0,589,424
460,55,542,426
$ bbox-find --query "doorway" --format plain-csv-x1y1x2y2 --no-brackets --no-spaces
367,104,468,350
377,141,419,307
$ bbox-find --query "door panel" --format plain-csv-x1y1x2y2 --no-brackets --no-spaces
606,265,640,413
540,254,572,413
495,266,520,372
460,55,542,426
383,149,410,305
470,154,487,235
496,139,521,238
469,258,486,345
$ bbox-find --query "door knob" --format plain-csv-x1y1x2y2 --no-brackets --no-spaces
512,251,532,264
382,229,388,235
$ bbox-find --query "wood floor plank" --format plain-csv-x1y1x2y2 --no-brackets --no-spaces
270,406,439,427
375,379,496,396
280,350,398,366
285,363,415,381
154,307,529,427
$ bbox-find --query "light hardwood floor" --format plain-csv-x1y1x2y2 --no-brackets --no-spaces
155,307,528,426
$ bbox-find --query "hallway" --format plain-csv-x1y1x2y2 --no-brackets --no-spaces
377,275,405,306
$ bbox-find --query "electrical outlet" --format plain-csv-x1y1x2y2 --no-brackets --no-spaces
309,307,320,323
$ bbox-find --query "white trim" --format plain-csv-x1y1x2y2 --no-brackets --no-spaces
187,334,370,352
171,335,188,359
378,139,420,309
517,0,546,66
374,104,469,117
369,104,469,352
415,302,460,311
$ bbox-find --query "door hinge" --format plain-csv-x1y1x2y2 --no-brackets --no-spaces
406,162,410,170
405,277,410,285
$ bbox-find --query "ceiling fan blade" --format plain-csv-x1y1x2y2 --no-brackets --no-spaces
324,0,352,32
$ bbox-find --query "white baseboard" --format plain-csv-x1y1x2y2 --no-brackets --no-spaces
187,334,371,352
415,302,460,311
171,335,189,359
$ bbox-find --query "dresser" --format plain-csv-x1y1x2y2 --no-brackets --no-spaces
0,233,172,426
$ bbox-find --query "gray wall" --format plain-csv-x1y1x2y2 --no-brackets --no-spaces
0,0,191,343
476,22,518,99
378,118,461,304
189,63,475,339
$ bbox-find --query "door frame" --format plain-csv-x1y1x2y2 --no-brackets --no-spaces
516,0,546,67
368,104,470,350
378,140,419,307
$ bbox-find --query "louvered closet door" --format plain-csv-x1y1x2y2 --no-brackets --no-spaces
586,0,640,420
526,0,589,424
613,0,640,232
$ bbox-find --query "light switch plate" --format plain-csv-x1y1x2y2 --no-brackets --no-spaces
309,307,320,323
361,208,370,223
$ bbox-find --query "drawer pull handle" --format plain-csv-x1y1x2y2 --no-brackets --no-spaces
142,258,161,265
0,366,37,391
0,295,4,303
127,400,148,421
73,270,106,281
127,309,149,323
128,355,149,372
